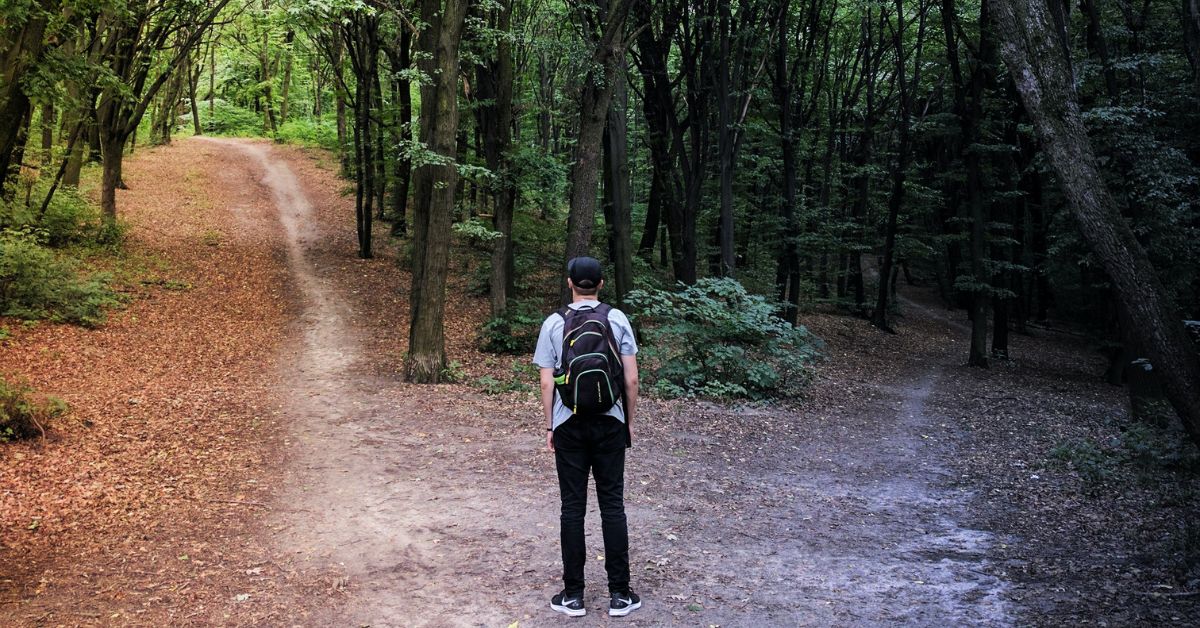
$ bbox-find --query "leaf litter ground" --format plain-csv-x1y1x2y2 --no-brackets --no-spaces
2,138,1197,626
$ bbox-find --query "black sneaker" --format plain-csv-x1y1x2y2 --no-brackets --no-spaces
609,590,641,617
550,591,586,617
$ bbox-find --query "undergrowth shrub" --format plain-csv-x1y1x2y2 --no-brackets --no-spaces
0,376,67,442
199,99,262,136
0,227,119,326
1049,422,1200,489
480,299,543,354
626,277,823,399
277,117,340,150
0,184,111,247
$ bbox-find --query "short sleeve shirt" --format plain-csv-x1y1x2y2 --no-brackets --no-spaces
533,300,637,430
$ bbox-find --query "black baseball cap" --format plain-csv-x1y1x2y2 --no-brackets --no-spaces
567,256,603,289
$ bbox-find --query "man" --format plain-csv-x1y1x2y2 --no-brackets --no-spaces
533,256,642,618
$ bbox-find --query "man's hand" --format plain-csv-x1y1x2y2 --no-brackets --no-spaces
546,429,555,452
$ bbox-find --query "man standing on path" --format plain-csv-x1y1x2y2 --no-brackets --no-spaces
533,257,642,618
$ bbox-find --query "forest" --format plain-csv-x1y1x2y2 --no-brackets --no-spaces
3,0,1200,624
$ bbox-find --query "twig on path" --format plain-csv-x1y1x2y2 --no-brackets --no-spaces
1134,590,1200,598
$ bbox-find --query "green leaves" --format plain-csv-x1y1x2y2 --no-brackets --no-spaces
626,278,822,400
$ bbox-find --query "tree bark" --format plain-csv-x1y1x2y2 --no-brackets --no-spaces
477,1,517,317
0,2,50,193
406,0,470,383
562,0,633,304
994,0,1200,443
603,53,634,307
1186,0,1200,93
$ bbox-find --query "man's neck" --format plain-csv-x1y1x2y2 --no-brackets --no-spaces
571,293,599,304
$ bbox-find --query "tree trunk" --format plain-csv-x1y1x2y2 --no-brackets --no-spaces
0,6,49,193
40,102,54,165
99,135,125,220
994,0,1200,444
603,55,634,307
715,1,736,277
280,30,295,121
562,0,633,304
1186,0,1200,93
478,2,516,317
188,55,203,135
406,0,470,383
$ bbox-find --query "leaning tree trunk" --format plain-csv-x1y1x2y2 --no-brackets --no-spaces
562,0,632,304
993,0,1200,444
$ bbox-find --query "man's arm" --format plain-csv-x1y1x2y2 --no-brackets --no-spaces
621,354,639,438
541,367,556,451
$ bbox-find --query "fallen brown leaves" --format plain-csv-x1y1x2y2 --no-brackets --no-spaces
0,139,314,625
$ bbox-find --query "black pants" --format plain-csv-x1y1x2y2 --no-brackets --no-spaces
553,414,630,596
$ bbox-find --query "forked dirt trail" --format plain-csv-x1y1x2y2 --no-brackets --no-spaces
203,137,1016,626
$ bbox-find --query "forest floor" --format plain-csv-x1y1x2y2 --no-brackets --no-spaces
2,137,1199,626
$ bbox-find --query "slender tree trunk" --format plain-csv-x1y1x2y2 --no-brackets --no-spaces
280,29,295,121
994,0,1200,444
479,2,516,316
603,54,634,307
40,103,54,165
715,1,736,277
188,54,203,135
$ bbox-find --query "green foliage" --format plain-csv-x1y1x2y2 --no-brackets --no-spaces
625,278,822,400
1049,422,1200,488
475,360,535,395
199,99,263,136
0,228,119,327
276,117,340,150
440,359,467,383
480,301,543,354
0,185,111,248
0,376,67,442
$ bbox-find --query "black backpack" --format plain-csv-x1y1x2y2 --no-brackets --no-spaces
553,303,624,416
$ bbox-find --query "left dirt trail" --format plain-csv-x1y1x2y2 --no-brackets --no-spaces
206,138,437,626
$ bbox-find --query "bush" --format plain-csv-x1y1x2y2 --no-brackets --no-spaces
0,185,109,247
475,361,536,395
277,117,340,151
480,300,544,354
626,277,822,399
0,227,119,326
0,376,67,442
198,99,262,136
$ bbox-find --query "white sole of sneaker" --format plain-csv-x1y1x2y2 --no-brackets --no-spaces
550,602,586,617
609,600,641,617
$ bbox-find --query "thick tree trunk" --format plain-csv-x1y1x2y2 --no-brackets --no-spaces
99,136,125,220
406,0,469,383
994,0,1200,443
0,7,49,193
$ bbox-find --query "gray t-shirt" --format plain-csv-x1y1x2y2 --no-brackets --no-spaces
533,300,638,430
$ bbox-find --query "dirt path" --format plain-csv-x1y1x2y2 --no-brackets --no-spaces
184,138,1014,626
